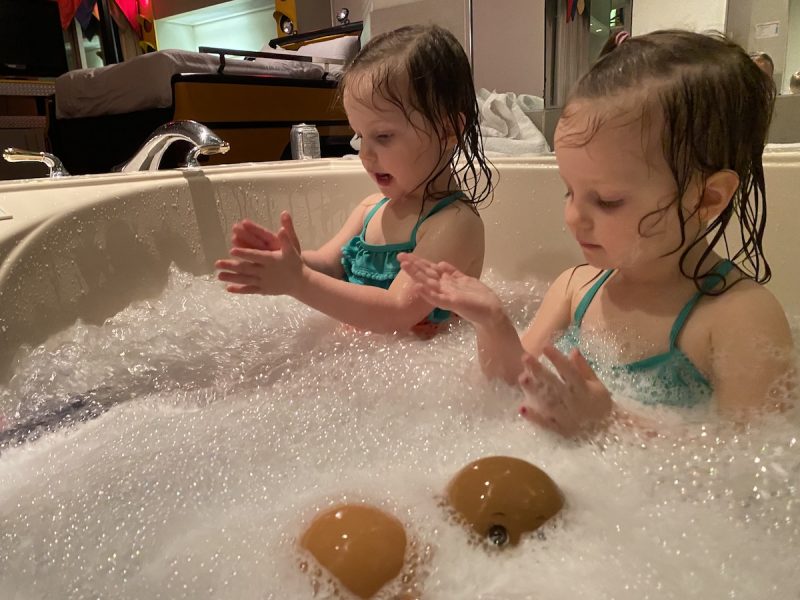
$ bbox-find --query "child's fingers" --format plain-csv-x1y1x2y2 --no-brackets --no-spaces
521,352,561,389
232,227,275,251
542,345,586,395
434,261,460,276
570,349,599,381
225,283,261,294
230,247,274,263
279,212,302,252
519,404,549,426
217,270,258,285
412,283,446,306
239,219,270,235
397,251,421,262
401,260,440,287
277,228,299,257
216,258,263,277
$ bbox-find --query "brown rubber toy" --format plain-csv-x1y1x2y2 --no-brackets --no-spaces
446,455,564,546
300,504,407,598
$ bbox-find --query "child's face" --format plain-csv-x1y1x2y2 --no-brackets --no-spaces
554,100,702,272
344,81,449,203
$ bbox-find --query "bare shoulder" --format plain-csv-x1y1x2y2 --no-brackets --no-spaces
708,279,792,345
549,264,604,306
358,192,385,211
417,198,484,240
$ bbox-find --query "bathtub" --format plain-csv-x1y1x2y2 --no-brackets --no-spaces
0,157,798,599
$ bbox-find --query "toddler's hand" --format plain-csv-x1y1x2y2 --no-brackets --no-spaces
518,345,614,438
216,213,304,295
231,219,280,251
398,253,503,326
231,213,302,254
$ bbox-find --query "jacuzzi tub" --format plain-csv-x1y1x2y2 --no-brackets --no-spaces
0,157,797,599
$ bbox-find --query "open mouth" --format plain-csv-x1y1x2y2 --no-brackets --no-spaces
374,172,393,186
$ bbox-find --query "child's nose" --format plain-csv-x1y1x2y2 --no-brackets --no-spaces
358,139,375,162
564,197,592,230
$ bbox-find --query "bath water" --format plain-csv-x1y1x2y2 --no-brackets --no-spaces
0,267,797,599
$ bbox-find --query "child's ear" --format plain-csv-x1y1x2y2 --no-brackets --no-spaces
699,170,739,222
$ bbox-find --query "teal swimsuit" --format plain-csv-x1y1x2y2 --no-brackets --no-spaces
341,192,464,324
554,261,735,407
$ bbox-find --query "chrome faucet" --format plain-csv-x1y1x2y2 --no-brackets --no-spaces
2,148,70,177
118,120,230,172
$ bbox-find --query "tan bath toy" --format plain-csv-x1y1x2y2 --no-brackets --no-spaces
446,455,564,546
300,504,407,598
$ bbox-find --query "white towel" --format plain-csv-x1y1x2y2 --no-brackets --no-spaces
477,88,550,156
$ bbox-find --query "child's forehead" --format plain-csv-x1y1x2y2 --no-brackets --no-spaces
344,68,411,107
555,97,662,156
344,86,404,116
343,80,418,129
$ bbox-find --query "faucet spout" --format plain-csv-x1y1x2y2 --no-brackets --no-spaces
3,148,69,177
119,120,230,172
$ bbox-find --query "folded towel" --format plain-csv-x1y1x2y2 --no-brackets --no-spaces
477,88,550,156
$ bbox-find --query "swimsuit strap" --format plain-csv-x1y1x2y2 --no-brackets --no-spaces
408,191,465,245
360,197,391,236
668,260,735,348
573,270,614,326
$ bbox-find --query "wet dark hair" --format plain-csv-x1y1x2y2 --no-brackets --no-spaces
750,51,775,74
562,30,776,294
338,24,493,209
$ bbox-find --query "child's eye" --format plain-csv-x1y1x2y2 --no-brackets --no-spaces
376,133,393,142
597,198,624,209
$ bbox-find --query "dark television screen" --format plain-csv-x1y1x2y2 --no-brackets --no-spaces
0,0,69,77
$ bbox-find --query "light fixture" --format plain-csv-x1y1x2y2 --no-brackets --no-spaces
280,14,295,34
336,7,350,25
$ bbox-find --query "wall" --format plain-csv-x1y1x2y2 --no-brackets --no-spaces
155,21,198,51
726,0,791,92
194,10,276,50
784,0,800,91
368,0,470,50
632,0,727,34
472,0,545,96
156,4,276,51
330,0,370,24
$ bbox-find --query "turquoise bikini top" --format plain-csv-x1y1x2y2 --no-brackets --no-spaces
340,192,464,324
554,260,735,407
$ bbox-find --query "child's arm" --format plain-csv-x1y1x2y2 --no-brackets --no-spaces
217,206,484,333
709,285,795,414
300,194,382,277
399,257,577,382
229,194,380,278
398,254,523,378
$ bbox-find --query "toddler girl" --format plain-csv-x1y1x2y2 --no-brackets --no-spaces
216,25,492,334
401,30,794,436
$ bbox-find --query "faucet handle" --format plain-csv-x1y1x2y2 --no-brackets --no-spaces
3,148,70,178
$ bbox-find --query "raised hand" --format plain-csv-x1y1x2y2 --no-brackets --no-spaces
216,212,305,295
518,345,614,438
231,219,280,251
230,212,302,253
398,253,503,326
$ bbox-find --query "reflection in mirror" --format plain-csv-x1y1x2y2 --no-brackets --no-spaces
726,0,800,143
545,0,632,107
786,0,800,94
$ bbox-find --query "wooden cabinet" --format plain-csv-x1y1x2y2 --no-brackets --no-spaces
0,79,55,180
